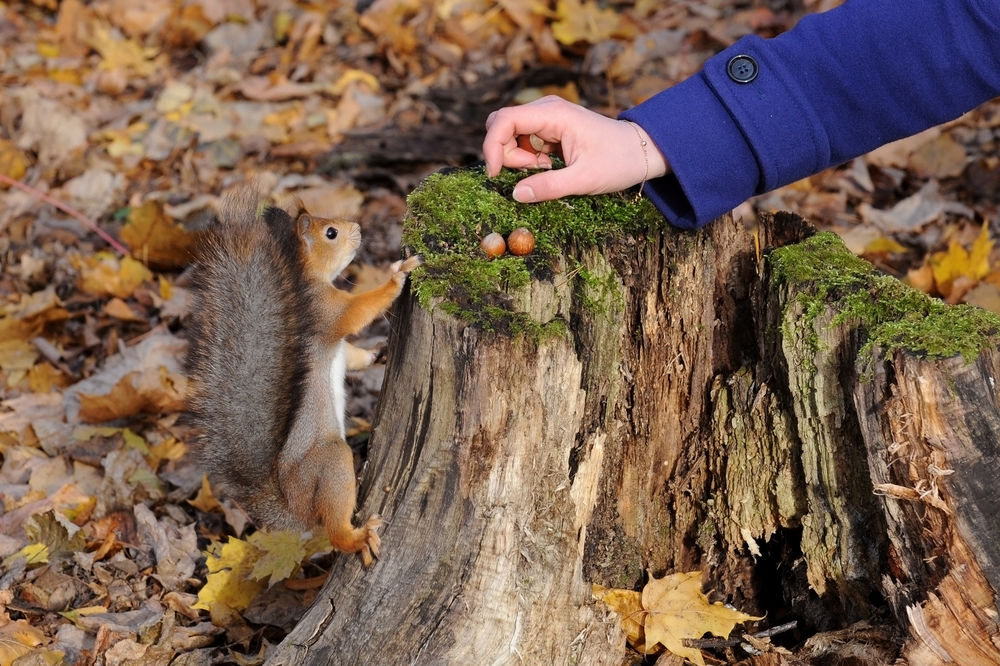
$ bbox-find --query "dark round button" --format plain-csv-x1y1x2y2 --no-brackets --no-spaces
727,54,759,83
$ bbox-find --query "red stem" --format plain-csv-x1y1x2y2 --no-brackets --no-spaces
0,173,130,256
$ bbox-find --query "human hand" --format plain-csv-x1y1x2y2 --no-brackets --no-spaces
482,95,669,203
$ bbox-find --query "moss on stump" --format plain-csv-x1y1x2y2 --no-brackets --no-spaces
769,231,1000,363
402,164,666,337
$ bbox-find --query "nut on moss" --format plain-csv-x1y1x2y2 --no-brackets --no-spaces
507,227,535,256
480,232,506,258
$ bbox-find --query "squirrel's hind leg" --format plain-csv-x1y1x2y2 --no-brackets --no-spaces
282,436,381,566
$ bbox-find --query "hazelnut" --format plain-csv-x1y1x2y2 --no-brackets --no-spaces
480,232,506,258
507,227,535,256
516,133,545,154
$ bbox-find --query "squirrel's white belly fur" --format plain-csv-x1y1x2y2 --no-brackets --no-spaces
329,339,347,440
283,339,346,461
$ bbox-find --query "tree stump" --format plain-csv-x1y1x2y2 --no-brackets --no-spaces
268,168,1000,665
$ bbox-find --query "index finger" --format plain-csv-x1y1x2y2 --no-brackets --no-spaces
483,101,565,176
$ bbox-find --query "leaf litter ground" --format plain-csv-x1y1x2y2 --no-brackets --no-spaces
0,1,998,664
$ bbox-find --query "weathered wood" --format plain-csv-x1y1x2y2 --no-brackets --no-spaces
857,350,1000,664
268,169,1000,664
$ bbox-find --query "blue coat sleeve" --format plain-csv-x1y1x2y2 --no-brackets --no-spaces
620,0,1000,229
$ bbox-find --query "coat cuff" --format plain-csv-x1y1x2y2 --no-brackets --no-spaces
620,69,760,229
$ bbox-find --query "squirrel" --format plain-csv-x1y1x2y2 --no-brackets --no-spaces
186,189,420,564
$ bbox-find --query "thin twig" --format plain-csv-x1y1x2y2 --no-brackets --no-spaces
0,172,130,256
683,620,799,649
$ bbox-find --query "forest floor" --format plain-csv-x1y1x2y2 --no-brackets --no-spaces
1,0,998,664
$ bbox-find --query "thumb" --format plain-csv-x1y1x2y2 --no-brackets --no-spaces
512,167,588,203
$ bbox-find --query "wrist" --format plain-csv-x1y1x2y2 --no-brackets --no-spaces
627,122,669,179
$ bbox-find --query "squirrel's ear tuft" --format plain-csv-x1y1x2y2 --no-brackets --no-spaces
298,213,313,233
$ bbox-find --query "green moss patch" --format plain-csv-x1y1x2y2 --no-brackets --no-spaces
769,232,1000,362
402,164,664,336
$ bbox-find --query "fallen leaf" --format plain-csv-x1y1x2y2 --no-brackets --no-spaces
0,620,46,665
121,200,199,270
642,571,762,666
195,537,267,612
292,184,365,221
188,475,222,514
862,236,908,256
25,510,86,560
247,530,308,587
76,253,154,299
87,21,166,77
552,0,633,45
908,132,967,179
27,362,70,393
964,282,1000,314
103,297,145,323
858,181,973,233
866,126,940,168
593,584,649,650
929,224,992,300
0,339,38,389
134,504,197,590
64,330,188,424
0,139,30,182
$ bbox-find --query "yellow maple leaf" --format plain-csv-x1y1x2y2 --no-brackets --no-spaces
929,224,993,299
642,571,762,666
195,537,267,612
593,584,650,651
247,530,309,587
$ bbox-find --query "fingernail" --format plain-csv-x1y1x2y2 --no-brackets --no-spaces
513,184,535,203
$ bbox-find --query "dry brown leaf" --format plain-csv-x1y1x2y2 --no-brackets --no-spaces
27,362,70,393
359,0,423,55
103,297,145,323
552,0,633,45
65,330,188,424
121,201,199,270
964,282,1000,314
866,126,940,168
908,132,968,179
858,181,972,233
87,21,166,76
77,367,185,423
293,184,365,221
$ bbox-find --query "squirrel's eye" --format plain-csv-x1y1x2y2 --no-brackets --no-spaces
325,227,338,240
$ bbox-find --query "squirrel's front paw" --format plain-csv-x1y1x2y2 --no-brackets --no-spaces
391,255,422,274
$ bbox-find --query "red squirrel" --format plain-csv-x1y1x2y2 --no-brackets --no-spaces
186,190,419,564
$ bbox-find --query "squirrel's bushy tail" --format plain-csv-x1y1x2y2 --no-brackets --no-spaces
186,191,315,528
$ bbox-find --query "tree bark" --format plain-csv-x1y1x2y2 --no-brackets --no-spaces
268,170,1000,664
